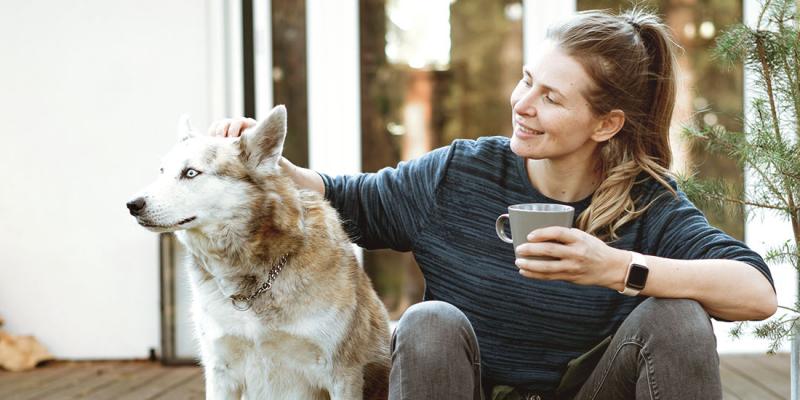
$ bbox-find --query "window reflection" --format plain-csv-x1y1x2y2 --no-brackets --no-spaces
360,0,523,319
272,0,309,168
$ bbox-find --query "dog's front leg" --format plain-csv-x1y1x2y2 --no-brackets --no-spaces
199,337,244,400
328,368,364,400
204,362,243,400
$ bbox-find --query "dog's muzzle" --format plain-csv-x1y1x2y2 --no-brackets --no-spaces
126,197,146,216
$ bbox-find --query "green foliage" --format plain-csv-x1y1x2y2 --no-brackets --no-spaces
681,0,799,352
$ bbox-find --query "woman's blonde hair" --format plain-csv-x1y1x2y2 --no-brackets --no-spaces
547,8,679,241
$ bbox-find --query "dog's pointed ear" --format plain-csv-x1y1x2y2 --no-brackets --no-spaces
177,114,197,142
240,105,287,171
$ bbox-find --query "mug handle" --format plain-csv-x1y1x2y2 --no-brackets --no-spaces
495,214,513,243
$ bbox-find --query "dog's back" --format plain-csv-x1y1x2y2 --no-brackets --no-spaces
293,190,391,399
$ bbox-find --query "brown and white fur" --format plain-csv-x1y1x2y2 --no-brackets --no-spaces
127,105,390,399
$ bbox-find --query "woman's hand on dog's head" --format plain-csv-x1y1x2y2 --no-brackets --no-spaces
208,117,257,138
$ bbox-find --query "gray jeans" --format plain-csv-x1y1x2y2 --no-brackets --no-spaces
388,298,721,400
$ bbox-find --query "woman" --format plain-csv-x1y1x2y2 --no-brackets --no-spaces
211,9,776,400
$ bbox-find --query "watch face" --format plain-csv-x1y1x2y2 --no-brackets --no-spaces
627,263,649,290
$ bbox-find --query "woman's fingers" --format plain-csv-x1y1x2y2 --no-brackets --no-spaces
228,119,244,137
207,119,231,137
527,226,580,243
515,241,567,259
207,117,257,137
517,264,569,281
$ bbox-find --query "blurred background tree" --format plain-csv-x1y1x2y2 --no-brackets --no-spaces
680,0,799,360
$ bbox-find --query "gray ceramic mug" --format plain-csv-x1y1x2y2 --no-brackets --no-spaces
495,203,574,260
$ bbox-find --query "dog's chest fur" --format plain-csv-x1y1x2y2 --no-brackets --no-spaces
176,230,353,396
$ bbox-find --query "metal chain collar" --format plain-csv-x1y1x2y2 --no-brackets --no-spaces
230,254,289,311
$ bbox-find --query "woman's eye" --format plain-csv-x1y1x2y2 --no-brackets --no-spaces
520,78,531,87
543,94,557,104
184,168,201,179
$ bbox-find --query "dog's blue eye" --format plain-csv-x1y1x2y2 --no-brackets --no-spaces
183,168,201,179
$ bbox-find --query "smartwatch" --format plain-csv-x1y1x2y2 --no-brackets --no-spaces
619,251,649,296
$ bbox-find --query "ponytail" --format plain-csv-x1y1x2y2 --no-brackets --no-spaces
548,8,679,241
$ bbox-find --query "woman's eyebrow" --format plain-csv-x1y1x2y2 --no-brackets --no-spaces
523,67,532,78
523,67,566,98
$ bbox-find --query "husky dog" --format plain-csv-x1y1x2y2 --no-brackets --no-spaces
127,105,390,399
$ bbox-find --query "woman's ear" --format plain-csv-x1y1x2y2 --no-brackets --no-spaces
592,109,625,142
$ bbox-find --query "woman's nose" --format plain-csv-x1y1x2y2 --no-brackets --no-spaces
514,91,537,117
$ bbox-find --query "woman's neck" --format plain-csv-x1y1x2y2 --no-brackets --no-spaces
526,157,601,203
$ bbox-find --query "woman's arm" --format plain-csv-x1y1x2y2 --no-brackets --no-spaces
515,226,778,322
279,157,324,195
208,116,451,251
635,254,777,321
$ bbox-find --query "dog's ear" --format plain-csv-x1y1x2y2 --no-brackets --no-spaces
177,114,197,142
240,105,287,171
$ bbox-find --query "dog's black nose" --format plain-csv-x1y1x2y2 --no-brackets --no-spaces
127,197,146,216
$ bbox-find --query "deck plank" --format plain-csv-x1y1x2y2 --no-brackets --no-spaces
152,372,205,400
722,354,790,399
751,353,791,375
719,361,783,400
86,362,174,400
722,387,744,400
0,353,791,399
59,362,148,399
10,362,121,400
113,365,200,400
0,362,76,398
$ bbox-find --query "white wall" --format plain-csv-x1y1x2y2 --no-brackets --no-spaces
0,0,221,359
306,0,361,175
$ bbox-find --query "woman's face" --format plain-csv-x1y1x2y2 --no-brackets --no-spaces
509,42,606,163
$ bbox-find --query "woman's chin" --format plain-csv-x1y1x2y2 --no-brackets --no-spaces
510,134,543,158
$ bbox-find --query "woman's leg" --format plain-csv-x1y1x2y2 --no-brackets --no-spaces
573,298,721,400
389,300,484,400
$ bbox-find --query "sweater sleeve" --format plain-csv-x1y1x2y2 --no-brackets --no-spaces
319,145,454,251
644,182,774,289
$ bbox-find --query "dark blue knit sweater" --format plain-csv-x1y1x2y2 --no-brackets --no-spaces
320,136,773,392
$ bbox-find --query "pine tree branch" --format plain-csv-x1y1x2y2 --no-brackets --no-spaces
746,162,791,211
756,7,800,247
755,33,784,142
693,190,785,212
757,0,774,29
777,37,800,131
778,305,799,313
688,122,791,209
795,2,800,142
711,0,800,356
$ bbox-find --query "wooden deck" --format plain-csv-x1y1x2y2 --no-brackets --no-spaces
0,354,792,399
721,353,793,400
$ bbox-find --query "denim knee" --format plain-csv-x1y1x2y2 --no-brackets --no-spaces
393,301,477,358
623,298,716,355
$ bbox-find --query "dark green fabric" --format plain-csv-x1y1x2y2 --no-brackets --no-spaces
491,385,520,400
554,335,612,398
491,336,612,400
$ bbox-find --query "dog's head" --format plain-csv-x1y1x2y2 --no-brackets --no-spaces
127,105,296,235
